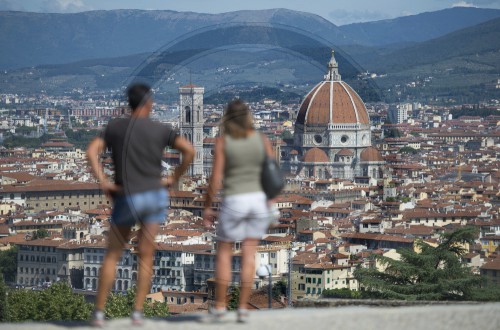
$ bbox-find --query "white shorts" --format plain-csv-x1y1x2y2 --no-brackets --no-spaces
217,191,270,241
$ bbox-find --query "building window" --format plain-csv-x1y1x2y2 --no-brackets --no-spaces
185,106,191,123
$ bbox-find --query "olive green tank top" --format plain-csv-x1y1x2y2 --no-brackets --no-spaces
223,133,264,196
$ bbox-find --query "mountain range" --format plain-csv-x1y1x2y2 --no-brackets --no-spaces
0,7,499,103
338,7,500,46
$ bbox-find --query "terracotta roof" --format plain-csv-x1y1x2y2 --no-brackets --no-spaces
481,259,500,271
248,289,286,309
360,147,384,162
0,172,35,182
303,148,329,163
332,253,349,259
17,238,69,247
341,232,414,243
0,224,9,235
296,81,369,126
163,230,204,237
41,142,74,148
0,179,100,193
0,233,29,245
156,243,211,252
336,148,354,157
170,191,198,198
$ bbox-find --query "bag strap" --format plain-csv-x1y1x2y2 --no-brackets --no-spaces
260,133,268,160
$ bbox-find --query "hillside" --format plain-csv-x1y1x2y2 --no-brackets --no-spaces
339,7,500,46
372,17,500,73
0,9,348,69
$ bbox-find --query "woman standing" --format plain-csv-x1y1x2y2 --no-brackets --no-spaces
203,99,274,322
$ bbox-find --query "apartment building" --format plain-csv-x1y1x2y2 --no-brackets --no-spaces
16,239,66,286
0,180,108,212
292,262,358,300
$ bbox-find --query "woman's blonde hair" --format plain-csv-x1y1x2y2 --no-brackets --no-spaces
221,99,254,138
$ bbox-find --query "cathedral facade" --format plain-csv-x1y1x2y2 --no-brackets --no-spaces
281,51,384,181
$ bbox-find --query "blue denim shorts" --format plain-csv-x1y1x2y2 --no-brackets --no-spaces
111,188,168,226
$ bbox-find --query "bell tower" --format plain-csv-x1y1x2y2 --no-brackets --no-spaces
179,83,204,176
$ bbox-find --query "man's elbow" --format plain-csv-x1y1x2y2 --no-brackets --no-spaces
85,146,95,161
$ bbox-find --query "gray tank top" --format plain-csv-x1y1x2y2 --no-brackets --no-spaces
223,132,264,196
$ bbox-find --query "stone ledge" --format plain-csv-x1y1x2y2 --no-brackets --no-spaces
294,298,484,308
3,303,500,330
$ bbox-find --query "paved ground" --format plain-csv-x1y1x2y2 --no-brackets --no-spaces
3,303,500,330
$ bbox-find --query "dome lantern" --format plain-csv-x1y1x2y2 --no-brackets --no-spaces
324,49,341,82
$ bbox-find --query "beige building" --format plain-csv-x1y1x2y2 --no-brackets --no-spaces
0,180,108,212
292,262,358,300
0,202,17,216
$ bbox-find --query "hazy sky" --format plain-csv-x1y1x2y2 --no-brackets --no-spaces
1,0,500,25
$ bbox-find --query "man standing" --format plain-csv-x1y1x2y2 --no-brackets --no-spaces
86,83,194,326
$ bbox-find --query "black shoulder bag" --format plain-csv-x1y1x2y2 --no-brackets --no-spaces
260,134,285,199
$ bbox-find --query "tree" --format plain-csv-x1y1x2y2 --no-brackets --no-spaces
227,286,240,311
105,286,169,318
354,227,496,301
398,146,417,154
272,280,287,299
5,282,93,322
383,118,403,139
0,275,7,322
322,288,361,299
3,286,38,322
0,246,18,283
281,130,293,141
32,229,50,240
36,282,93,321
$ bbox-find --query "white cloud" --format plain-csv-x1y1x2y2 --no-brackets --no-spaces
328,9,391,25
0,0,25,11
40,0,91,13
452,1,477,8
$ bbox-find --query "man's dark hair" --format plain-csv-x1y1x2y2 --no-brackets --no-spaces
127,83,152,111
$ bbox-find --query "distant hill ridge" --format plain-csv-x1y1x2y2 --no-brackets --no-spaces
373,16,500,72
339,7,500,46
0,8,345,69
1,7,500,69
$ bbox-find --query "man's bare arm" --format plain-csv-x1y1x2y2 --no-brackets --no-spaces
86,137,119,196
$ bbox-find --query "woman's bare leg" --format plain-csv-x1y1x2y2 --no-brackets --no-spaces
239,238,259,310
215,240,233,309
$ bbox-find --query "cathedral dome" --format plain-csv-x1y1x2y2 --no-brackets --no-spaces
295,51,369,127
360,146,384,162
303,148,329,163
